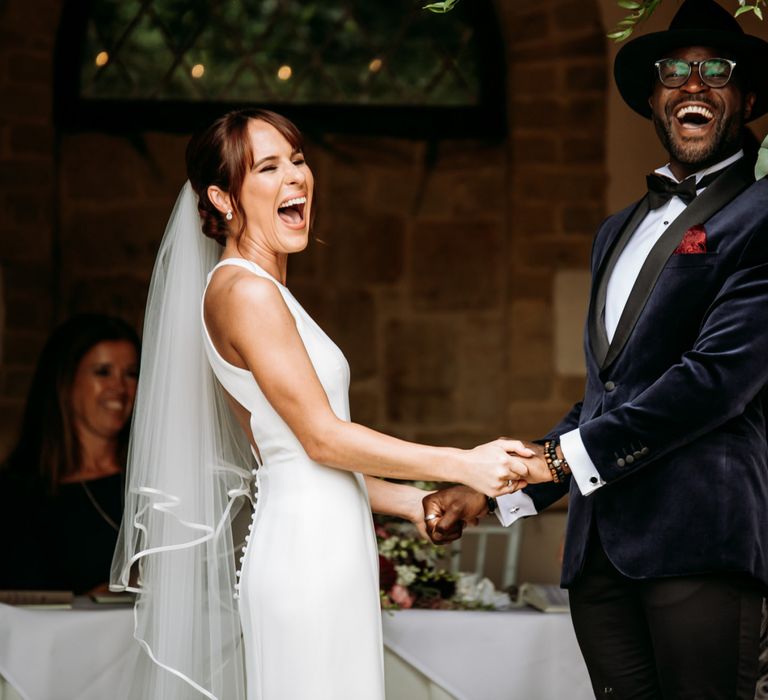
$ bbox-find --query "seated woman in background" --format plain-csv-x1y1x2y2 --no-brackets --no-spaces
0,314,139,595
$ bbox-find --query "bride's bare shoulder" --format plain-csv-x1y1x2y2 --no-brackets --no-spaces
205,264,282,317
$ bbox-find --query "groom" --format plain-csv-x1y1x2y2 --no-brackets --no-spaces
424,0,768,697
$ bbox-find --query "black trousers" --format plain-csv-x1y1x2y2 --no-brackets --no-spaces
569,534,763,700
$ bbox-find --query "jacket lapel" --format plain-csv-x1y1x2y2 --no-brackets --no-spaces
588,200,649,367
601,157,755,370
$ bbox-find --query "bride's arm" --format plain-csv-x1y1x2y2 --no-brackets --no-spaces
205,274,531,497
364,476,430,532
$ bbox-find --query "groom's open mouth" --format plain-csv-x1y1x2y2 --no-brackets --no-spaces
277,195,307,228
674,103,715,133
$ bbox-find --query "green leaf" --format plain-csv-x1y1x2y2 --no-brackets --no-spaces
755,139,768,180
608,28,634,41
735,5,754,16
617,0,642,8
423,0,459,12
755,5,764,19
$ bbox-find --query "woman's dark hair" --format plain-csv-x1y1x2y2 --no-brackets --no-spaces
185,109,305,245
3,314,140,492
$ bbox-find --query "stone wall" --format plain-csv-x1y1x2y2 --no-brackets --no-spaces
0,0,61,447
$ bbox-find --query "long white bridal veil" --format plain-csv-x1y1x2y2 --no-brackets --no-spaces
111,182,253,699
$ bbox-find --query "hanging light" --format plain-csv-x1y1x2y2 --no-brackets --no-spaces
95,51,109,67
191,64,205,79
277,65,292,81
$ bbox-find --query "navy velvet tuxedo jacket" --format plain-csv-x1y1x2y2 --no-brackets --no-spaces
529,157,768,590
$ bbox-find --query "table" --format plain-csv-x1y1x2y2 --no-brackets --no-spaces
383,609,592,700
0,603,592,700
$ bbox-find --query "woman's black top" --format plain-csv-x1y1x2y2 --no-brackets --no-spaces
0,469,123,595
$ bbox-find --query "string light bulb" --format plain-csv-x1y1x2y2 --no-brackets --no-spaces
277,65,292,81
95,51,109,67
368,58,383,73
191,64,205,79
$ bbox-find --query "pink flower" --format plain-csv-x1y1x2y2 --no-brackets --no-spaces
389,584,415,609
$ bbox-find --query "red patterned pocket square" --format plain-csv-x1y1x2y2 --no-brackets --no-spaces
673,225,707,254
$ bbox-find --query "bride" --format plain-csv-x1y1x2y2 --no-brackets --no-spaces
111,108,531,700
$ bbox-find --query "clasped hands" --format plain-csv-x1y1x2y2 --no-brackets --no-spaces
423,439,552,544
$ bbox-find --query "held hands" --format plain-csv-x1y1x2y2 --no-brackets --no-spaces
423,439,559,544
422,485,487,544
461,438,535,497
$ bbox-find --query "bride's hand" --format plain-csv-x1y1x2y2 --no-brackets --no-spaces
460,439,534,497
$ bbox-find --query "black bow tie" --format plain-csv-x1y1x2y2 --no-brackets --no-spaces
645,170,723,210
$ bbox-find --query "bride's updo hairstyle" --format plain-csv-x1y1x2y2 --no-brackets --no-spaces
185,108,304,245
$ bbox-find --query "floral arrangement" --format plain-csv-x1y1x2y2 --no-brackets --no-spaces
376,519,511,610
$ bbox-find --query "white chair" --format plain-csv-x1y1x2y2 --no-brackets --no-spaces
448,520,523,589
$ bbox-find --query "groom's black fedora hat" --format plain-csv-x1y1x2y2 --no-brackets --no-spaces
614,0,768,120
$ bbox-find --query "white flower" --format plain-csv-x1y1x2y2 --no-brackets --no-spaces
455,573,511,609
395,564,419,587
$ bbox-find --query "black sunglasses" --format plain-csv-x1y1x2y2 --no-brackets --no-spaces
654,57,737,89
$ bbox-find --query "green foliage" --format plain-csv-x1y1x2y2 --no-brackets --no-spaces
423,0,460,13
607,0,765,42
606,0,662,42
734,0,766,21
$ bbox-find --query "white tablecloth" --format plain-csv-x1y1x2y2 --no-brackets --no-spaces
0,603,591,700
383,608,592,700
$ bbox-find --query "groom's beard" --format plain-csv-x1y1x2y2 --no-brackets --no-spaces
652,100,744,171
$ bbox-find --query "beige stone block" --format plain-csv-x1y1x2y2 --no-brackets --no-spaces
411,221,502,311
417,169,505,219
0,224,51,261
509,269,553,302
455,315,507,429
349,384,382,429
556,375,587,404
565,62,607,92
517,509,568,585
512,134,559,164
60,134,144,201
2,328,46,364
412,429,500,450
506,402,574,437
431,140,505,171
511,201,558,236
520,236,592,268
292,284,378,381
385,318,456,425
323,209,404,286
561,203,604,235
9,123,53,156
508,299,552,376
66,275,150,331
61,204,168,272
554,269,590,376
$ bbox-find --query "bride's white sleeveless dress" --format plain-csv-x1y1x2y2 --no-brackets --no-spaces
201,258,385,700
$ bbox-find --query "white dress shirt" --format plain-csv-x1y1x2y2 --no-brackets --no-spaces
496,151,744,526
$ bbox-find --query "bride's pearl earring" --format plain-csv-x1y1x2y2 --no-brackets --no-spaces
225,210,233,221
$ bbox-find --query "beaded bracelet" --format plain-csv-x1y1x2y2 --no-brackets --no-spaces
544,438,570,483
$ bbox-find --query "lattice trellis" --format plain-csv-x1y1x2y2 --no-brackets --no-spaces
78,0,482,106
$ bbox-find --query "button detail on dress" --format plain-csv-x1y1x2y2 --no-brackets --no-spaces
617,458,625,467
589,476,598,484
641,446,649,455
625,455,635,464
604,381,616,391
